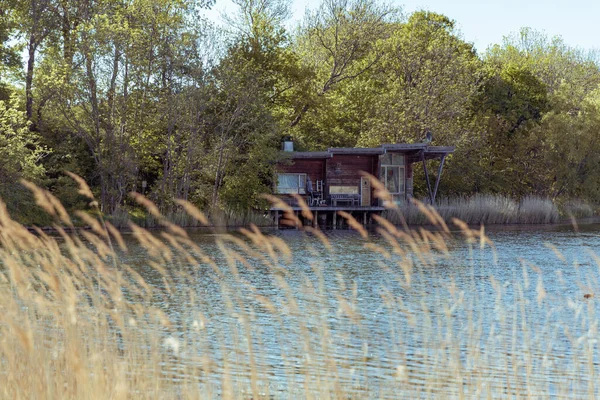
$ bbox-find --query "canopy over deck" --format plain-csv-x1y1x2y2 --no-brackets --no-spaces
281,144,454,160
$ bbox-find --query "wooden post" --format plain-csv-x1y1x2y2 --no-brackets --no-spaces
363,212,367,226
432,155,447,204
333,211,337,230
421,151,434,205
314,211,318,228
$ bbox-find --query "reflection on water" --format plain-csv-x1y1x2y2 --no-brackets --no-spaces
120,223,600,397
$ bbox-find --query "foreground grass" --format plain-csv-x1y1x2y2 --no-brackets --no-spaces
1,180,599,398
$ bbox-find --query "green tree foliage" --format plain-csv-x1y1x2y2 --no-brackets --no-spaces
33,0,210,213
290,0,394,149
486,28,600,101
537,88,600,200
0,0,22,101
0,0,20,72
469,29,600,198
359,11,480,146
204,0,295,210
0,94,45,182
455,63,550,195
0,94,50,223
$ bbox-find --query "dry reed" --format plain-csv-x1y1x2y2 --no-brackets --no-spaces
385,194,561,225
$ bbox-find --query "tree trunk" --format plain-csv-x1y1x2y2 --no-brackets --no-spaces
25,38,37,122
212,137,226,208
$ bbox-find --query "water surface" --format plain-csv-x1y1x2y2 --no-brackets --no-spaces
121,223,600,397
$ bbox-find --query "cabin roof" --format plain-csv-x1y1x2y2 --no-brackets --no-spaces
281,151,333,159
282,143,454,160
381,143,428,151
328,147,386,155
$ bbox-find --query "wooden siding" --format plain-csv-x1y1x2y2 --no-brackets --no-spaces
326,154,378,206
326,155,377,185
278,159,326,183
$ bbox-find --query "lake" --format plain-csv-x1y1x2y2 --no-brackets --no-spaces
117,222,600,397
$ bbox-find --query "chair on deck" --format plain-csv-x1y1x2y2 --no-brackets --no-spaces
306,178,324,206
313,180,325,206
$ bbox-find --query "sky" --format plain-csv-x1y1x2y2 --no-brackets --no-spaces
202,0,600,54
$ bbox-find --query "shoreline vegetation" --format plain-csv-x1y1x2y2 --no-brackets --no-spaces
385,195,598,226
1,182,599,398
24,193,600,232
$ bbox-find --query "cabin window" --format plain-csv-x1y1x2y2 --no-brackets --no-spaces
380,153,405,166
380,153,405,202
276,173,307,194
381,166,405,193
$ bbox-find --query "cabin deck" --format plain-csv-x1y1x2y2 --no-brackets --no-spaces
270,205,386,212
269,205,386,229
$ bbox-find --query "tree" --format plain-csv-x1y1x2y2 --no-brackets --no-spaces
358,11,480,146
0,94,46,183
0,0,21,73
13,0,58,121
538,87,600,200
33,0,211,213
474,28,600,197
203,35,284,209
291,0,395,141
485,28,600,105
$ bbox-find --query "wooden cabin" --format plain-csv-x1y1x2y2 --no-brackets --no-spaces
272,140,454,226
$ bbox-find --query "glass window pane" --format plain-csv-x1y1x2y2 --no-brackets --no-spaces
277,174,296,188
385,166,399,193
381,154,392,165
392,154,405,166
398,167,405,193
277,173,306,194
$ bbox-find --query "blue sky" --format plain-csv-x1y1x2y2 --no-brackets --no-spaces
203,0,600,54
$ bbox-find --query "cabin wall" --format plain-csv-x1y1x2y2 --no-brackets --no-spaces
325,154,378,205
278,159,326,183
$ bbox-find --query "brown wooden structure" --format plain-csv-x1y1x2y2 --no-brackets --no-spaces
272,142,454,228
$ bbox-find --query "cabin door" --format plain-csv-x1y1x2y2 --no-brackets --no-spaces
360,177,371,206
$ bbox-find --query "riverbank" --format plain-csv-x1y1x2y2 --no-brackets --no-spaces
15,190,600,232
25,210,600,235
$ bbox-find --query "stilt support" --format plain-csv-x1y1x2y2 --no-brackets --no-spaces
432,155,447,203
421,151,434,205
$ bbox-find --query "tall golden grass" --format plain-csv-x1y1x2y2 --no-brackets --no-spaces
385,194,561,225
0,177,598,398
106,207,273,229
